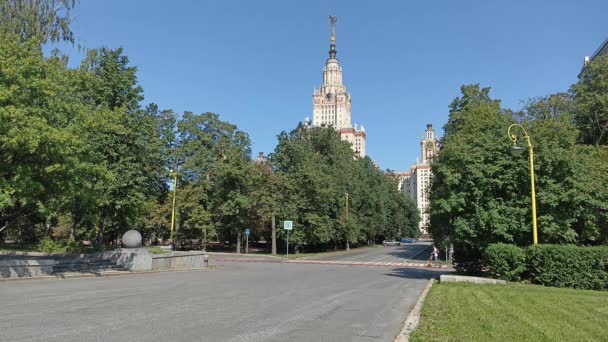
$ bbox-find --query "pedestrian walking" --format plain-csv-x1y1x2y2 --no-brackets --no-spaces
431,245,439,266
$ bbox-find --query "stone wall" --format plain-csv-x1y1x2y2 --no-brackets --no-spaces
0,258,54,278
151,252,207,271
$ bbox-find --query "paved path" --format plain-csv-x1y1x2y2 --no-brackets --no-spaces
212,243,441,269
305,243,433,264
0,258,445,342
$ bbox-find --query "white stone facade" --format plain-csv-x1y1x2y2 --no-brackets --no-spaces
399,124,439,234
312,17,366,158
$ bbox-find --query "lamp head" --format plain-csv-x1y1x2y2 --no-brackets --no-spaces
510,145,524,157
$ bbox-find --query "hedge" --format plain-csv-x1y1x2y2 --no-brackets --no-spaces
526,244,608,291
484,243,527,281
483,243,608,291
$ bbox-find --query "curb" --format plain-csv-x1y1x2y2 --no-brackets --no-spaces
395,278,434,342
215,258,454,271
0,266,220,282
205,252,282,258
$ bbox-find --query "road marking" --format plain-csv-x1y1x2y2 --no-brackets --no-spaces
402,245,432,264
369,255,391,263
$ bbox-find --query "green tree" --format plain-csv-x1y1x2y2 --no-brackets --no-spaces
429,84,523,272
430,85,608,273
76,47,165,244
572,55,608,146
0,0,77,44
176,112,253,250
0,35,90,238
272,124,419,251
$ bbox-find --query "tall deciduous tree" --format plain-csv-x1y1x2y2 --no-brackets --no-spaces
0,0,77,44
572,55,608,146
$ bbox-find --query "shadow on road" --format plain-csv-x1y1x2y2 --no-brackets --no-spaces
384,267,452,280
384,244,432,262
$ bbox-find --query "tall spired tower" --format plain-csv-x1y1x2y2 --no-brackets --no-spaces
312,16,366,157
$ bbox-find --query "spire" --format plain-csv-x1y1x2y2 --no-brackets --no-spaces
329,15,337,59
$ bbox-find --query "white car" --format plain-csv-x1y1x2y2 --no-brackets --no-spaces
382,240,401,247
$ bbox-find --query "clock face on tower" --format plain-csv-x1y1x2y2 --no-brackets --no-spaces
425,141,435,150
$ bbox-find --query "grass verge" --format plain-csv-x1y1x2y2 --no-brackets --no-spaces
410,282,608,342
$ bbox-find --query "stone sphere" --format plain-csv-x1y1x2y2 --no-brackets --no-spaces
122,230,142,248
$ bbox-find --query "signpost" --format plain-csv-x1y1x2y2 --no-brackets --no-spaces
245,228,250,254
284,221,293,258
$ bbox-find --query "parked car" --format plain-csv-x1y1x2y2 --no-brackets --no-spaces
400,237,415,243
382,240,401,246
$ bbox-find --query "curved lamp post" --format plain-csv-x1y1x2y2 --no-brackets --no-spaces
169,169,178,248
508,124,538,245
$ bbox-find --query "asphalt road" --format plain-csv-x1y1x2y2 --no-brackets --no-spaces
308,242,433,264
0,248,440,342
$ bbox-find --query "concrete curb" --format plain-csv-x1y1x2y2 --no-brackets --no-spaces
205,252,283,259
440,274,506,285
395,279,434,342
0,265,221,282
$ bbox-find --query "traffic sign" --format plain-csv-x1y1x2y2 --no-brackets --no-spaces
283,221,293,230
245,228,251,236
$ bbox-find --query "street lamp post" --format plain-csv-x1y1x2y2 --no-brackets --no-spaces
508,124,538,245
345,192,350,251
169,169,178,249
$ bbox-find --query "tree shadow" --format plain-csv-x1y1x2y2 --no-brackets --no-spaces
384,266,453,280
384,244,433,262
0,255,54,278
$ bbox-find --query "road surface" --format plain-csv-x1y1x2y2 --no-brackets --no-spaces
0,244,443,342
306,242,433,264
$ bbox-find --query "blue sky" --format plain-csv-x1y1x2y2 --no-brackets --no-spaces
57,0,607,171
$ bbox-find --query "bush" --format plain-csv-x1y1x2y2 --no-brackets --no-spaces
526,244,608,291
484,243,527,281
37,237,65,253
65,240,87,253
147,246,167,254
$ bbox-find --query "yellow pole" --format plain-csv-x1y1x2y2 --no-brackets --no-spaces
169,170,178,244
527,137,538,245
508,124,538,245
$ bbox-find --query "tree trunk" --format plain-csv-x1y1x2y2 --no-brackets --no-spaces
69,218,78,242
271,214,276,255
95,208,106,245
203,228,207,251
236,230,241,254
346,239,350,251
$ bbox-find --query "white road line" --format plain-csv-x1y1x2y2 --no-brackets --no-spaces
402,245,432,264
369,255,391,263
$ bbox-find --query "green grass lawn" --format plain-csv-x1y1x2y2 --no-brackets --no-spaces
410,282,608,342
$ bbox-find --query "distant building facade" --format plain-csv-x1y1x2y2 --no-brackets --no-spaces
399,124,440,234
311,16,366,157
578,38,608,79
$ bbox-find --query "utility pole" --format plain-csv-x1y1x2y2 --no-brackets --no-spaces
271,214,277,255
169,168,178,250
345,192,350,251
236,230,241,254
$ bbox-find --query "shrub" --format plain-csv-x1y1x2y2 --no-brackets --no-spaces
37,237,65,253
147,246,167,254
526,244,608,291
65,240,86,253
484,243,526,281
